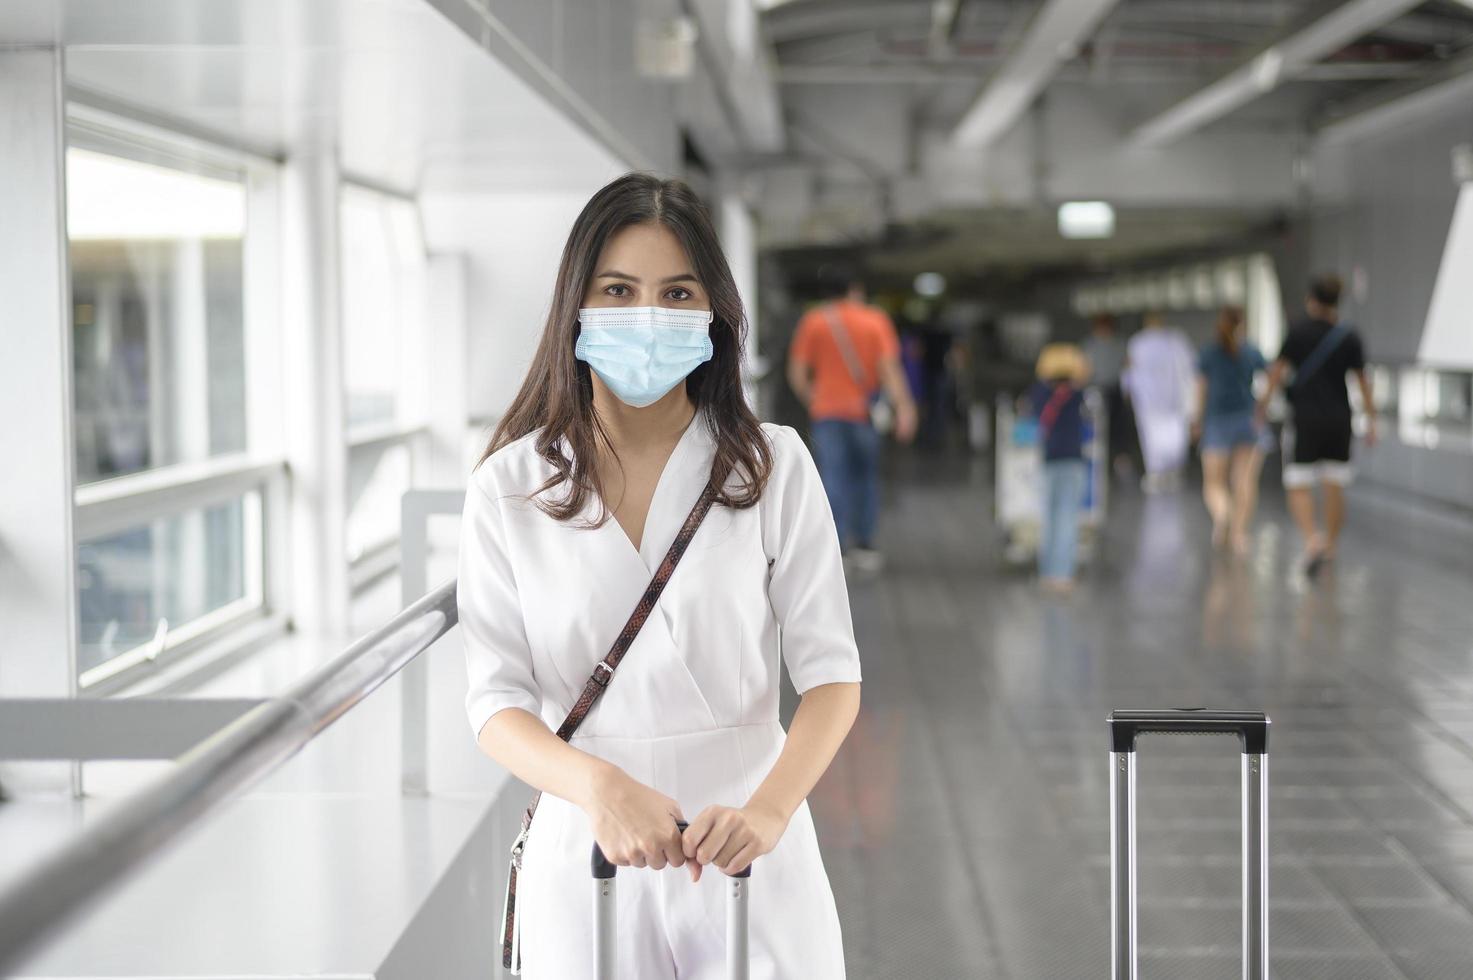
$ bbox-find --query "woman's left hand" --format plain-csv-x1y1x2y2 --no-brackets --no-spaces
681,803,788,882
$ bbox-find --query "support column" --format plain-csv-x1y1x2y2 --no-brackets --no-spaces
718,188,760,413
170,238,209,620
0,47,79,798
280,148,350,637
424,252,470,487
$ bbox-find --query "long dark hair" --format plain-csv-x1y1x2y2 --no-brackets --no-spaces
1216,305,1244,358
478,173,772,523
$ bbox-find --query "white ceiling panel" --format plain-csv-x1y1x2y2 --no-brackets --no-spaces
0,0,624,193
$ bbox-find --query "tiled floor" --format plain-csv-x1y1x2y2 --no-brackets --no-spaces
807,453,1473,979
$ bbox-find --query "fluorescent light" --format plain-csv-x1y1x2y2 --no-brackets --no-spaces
66,149,245,240
1058,201,1115,239
914,272,947,297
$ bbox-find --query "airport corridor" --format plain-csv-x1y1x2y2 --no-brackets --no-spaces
809,455,1473,980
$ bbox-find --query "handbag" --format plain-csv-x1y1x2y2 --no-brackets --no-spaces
500,480,720,974
821,304,893,434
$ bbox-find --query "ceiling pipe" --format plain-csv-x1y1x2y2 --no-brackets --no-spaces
951,0,1122,149
1128,0,1425,148
1315,46,1473,143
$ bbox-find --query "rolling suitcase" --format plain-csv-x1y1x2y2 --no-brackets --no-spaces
590,821,752,980
1108,709,1271,980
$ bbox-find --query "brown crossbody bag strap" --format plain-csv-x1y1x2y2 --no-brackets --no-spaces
500,480,720,973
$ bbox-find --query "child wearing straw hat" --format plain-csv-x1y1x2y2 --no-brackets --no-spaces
1025,344,1091,594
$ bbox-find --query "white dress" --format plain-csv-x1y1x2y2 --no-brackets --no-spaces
458,411,861,979
1125,326,1196,475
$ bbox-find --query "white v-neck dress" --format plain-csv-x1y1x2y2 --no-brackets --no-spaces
458,413,861,979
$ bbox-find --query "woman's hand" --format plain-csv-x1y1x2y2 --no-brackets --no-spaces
681,803,789,882
583,764,686,871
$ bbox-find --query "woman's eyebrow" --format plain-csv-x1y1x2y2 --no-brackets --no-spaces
595,270,698,285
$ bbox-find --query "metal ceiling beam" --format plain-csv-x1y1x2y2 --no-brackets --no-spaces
951,0,1123,149
776,61,1423,85
930,0,966,56
684,0,786,153
1315,46,1473,142
1128,0,1425,148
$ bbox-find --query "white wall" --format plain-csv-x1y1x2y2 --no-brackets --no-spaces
421,186,620,423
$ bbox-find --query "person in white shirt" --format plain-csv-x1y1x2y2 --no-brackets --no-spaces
458,173,861,979
1124,311,1197,492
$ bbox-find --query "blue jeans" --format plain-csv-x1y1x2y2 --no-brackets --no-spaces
1040,458,1087,580
811,419,880,549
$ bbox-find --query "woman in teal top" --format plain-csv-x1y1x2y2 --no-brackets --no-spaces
1193,306,1269,554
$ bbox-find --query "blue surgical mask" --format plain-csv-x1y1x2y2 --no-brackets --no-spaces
575,306,715,408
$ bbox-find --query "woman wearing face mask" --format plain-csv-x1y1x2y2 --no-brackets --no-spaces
458,173,861,979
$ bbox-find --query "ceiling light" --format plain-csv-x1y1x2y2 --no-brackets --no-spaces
1058,201,1115,239
914,272,947,297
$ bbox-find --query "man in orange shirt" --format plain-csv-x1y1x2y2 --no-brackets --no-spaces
787,270,917,571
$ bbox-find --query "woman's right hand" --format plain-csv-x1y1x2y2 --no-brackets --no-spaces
583,764,686,871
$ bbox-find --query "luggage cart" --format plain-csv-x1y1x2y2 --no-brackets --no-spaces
591,822,751,980
994,388,1109,566
1108,709,1270,980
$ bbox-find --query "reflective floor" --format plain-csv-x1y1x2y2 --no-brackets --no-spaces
807,453,1473,979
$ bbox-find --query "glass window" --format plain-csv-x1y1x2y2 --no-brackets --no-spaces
340,185,428,431
78,493,261,683
67,148,248,484
1397,366,1473,451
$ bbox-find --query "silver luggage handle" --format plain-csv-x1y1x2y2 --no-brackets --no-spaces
591,820,752,980
1108,709,1270,980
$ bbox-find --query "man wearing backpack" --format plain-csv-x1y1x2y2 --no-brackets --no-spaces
787,267,918,572
1257,274,1379,577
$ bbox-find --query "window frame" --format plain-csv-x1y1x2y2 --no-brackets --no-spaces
65,105,290,694
338,178,433,592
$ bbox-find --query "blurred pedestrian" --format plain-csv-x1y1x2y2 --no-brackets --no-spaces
1125,311,1196,493
1082,313,1134,478
787,269,918,572
1193,306,1268,554
1024,343,1091,595
1257,274,1379,577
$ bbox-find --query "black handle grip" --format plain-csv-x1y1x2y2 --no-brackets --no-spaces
591,819,753,879
1109,708,1269,754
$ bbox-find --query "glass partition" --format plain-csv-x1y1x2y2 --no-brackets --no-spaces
67,148,248,484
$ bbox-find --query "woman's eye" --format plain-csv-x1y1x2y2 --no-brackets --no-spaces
668,287,692,301
605,284,629,297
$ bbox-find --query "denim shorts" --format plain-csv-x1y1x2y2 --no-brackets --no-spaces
1200,411,1263,453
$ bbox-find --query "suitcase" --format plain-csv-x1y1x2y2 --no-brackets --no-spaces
1108,709,1270,980
590,821,751,980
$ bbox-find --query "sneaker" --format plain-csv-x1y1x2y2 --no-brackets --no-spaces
850,547,885,573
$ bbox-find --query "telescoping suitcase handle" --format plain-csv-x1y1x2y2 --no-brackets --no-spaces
591,820,752,980
1108,709,1270,980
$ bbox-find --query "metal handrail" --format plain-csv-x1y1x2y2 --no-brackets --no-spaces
0,579,459,976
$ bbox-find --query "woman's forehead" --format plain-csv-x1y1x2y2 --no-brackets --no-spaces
594,222,695,277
